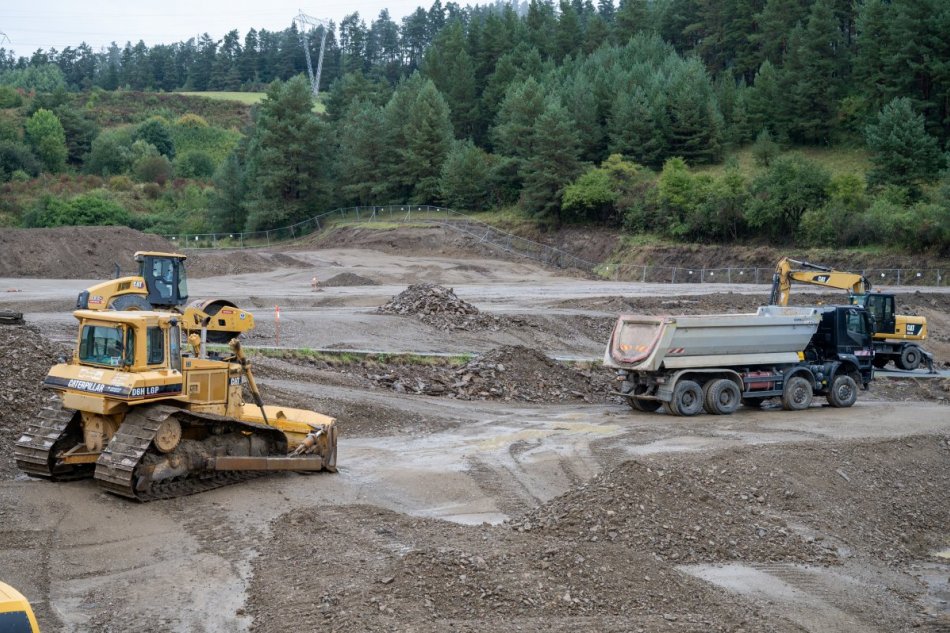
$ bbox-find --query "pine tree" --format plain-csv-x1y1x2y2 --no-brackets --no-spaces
491,76,547,198
779,0,845,144
520,98,582,225
337,100,388,205
608,86,666,167
555,0,583,61
440,139,495,210
665,59,723,164
209,154,247,232
423,21,478,138
399,80,455,204
242,76,334,231
865,97,944,191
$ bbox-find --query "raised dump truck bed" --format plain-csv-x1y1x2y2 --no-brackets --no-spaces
605,304,875,416
604,306,822,372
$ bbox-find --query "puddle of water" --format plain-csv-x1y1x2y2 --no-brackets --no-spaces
475,422,619,450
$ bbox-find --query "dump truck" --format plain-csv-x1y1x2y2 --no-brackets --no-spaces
605,305,875,416
14,309,337,500
77,251,254,343
770,257,934,372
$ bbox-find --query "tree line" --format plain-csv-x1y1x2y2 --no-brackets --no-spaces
1,0,948,251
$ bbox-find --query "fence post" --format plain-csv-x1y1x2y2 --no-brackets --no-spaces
642,266,646,282
266,230,270,247
672,268,676,284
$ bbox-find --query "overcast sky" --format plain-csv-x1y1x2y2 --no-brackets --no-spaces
1,0,434,55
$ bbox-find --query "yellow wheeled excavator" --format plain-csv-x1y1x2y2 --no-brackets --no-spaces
77,251,254,343
14,309,337,500
769,257,934,372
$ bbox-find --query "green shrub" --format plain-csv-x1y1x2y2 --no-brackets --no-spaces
142,182,162,199
134,155,174,185
0,140,41,181
24,192,130,227
175,151,215,179
133,116,175,158
0,86,23,109
169,121,240,164
175,113,209,128
10,169,30,182
108,175,134,191
84,128,134,176
25,108,67,172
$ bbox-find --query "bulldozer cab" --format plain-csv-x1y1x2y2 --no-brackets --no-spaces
135,252,189,308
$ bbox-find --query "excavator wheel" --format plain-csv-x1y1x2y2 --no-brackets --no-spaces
896,346,922,371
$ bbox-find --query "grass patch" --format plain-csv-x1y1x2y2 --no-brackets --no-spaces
177,91,327,114
694,145,871,179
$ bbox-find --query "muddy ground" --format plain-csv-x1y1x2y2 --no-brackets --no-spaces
0,225,948,633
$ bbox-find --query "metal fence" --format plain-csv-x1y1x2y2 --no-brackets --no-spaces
164,205,945,285
599,264,944,285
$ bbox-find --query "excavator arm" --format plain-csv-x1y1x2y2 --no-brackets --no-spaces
769,257,872,306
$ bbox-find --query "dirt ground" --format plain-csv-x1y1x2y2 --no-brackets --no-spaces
0,225,949,633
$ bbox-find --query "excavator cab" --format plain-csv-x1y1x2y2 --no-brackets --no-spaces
850,293,895,336
135,252,188,308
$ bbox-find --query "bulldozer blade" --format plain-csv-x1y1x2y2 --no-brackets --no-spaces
208,455,326,471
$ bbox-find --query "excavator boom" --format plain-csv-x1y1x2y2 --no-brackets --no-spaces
769,257,871,306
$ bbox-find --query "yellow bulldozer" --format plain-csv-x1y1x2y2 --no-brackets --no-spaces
77,251,254,343
769,257,934,372
14,309,337,500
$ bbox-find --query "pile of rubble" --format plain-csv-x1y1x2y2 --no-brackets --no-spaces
369,345,610,403
376,284,501,330
511,455,837,565
0,324,66,478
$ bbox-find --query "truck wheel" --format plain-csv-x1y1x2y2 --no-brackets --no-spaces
672,380,703,416
781,376,813,411
896,346,921,371
704,379,740,415
826,374,858,408
626,385,662,412
109,295,152,310
628,397,662,412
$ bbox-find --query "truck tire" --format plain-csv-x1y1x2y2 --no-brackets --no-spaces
672,380,703,417
628,397,662,412
704,379,740,415
896,346,921,371
826,374,858,408
781,376,813,411
109,295,152,310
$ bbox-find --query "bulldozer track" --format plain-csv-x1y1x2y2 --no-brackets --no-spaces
95,405,279,501
14,403,90,480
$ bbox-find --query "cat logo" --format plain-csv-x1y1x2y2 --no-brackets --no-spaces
813,275,830,283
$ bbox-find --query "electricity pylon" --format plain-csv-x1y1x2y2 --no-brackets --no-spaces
293,11,330,98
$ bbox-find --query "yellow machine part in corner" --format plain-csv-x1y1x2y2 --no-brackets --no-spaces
0,581,41,633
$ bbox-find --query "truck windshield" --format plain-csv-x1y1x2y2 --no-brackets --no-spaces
79,325,128,366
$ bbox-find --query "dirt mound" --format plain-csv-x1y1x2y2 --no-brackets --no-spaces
0,324,67,479
184,250,310,278
377,283,501,330
321,272,379,287
248,505,774,633
0,226,174,279
514,459,835,565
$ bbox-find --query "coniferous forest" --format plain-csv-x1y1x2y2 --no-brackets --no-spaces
0,0,948,252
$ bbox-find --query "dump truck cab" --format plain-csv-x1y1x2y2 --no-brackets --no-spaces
807,305,875,388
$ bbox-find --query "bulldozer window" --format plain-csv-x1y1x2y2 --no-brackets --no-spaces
79,325,125,366
147,327,165,365
169,324,181,371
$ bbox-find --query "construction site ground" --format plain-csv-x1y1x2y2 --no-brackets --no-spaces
0,226,949,633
